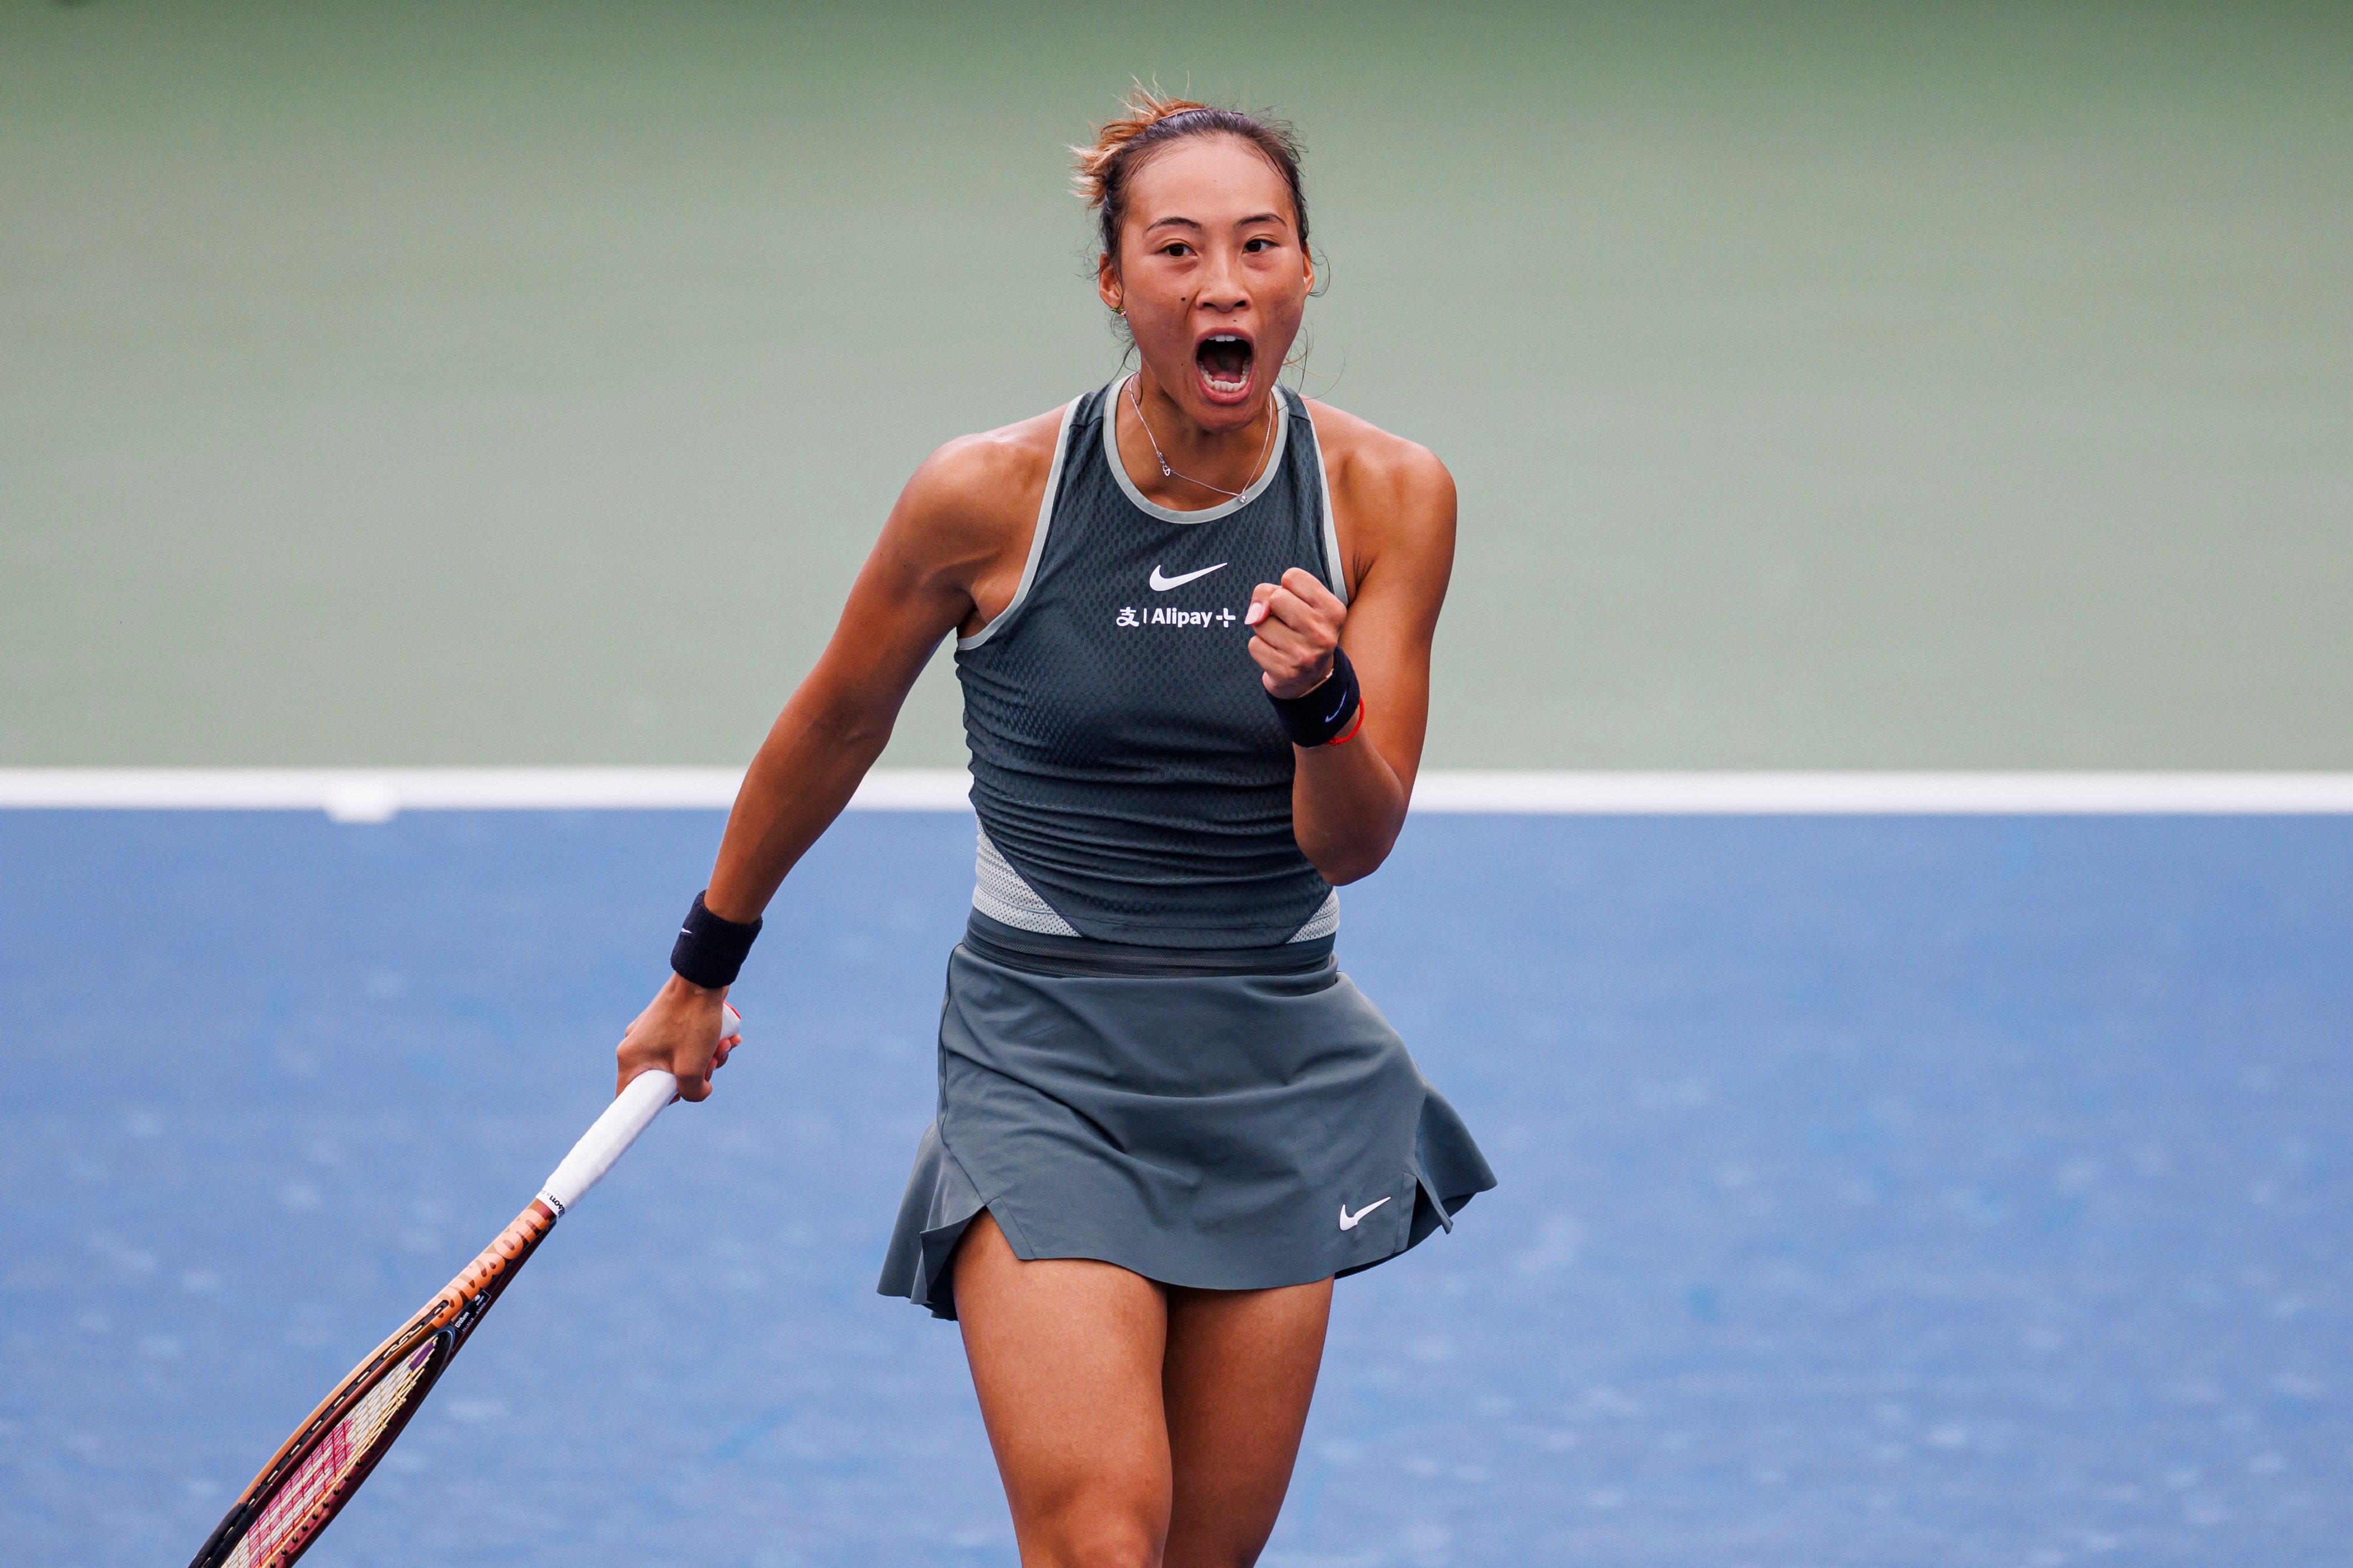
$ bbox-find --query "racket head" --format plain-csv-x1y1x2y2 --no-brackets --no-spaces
193,1328,455,1568
189,1198,553,1568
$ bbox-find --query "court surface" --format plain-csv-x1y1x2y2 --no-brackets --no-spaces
4,808,2348,1566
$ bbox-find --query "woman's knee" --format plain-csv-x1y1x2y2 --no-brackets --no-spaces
1022,1485,1167,1568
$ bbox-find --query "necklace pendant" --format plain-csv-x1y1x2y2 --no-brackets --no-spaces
1126,372,1269,504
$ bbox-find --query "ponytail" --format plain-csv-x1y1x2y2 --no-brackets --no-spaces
1070,85,1309,266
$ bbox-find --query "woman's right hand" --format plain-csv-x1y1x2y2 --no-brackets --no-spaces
615,974,740,1102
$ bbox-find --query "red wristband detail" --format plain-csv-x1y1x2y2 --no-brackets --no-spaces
1326,701,1366,747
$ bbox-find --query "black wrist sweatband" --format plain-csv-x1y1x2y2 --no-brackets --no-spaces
671,890,760,989
1266,644,1364,747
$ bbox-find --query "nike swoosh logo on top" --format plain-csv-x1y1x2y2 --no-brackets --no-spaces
1149,562,1227,591
1338,1196,1393,1232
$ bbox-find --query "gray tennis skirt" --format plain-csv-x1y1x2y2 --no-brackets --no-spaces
877,914,1496,1319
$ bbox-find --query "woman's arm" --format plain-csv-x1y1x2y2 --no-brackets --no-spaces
1246,410,1457,885
615,417,1058,1099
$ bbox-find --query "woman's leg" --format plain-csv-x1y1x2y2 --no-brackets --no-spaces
954,1215,1336,1568
954,1211,1174,1567
1160,1277,1333,1568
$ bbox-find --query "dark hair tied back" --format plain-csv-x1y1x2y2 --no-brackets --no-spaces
1072,85,1309,265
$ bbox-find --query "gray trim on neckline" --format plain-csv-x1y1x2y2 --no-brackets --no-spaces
1102,375,1291,526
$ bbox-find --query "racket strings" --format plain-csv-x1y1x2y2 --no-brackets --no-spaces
222,1342,441,1567
203,1222,545,1567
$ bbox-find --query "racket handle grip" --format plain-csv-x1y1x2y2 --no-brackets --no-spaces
536,1002,742,1216
538,1069,672,1216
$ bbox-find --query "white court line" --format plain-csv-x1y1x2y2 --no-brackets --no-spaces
1408,771,2353,814
1,768,2350,819
0,768,967,821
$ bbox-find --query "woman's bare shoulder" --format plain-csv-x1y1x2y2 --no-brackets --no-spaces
1300,399,1456,560
889,403,1073,564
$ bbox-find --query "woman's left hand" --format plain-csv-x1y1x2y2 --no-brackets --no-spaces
1244,567,1348,698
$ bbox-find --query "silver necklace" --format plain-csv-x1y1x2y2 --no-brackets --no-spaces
1126,374,1276,502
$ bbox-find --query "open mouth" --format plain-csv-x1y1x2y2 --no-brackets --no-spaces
1194,332,1254,402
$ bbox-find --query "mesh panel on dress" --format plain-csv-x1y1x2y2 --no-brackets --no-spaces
973,827,1080,935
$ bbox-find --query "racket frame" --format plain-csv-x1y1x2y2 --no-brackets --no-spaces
186,1199,556,1568
185,1005,731,1568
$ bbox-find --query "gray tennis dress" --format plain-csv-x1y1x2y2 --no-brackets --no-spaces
877,379,1494,1319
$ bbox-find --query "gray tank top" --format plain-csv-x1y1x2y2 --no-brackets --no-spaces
954,377,1349,950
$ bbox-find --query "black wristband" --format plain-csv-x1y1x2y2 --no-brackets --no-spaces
670,890,760,989
1266,645,1363,747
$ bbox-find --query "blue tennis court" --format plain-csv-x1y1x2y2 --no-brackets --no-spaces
5,807,2346,1565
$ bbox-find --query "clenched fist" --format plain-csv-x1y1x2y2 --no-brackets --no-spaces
1244,567,1346,699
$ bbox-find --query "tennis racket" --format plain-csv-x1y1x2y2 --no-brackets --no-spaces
186,1001,743,1568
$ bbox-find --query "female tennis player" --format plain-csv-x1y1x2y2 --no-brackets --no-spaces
619,90,1492,1567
